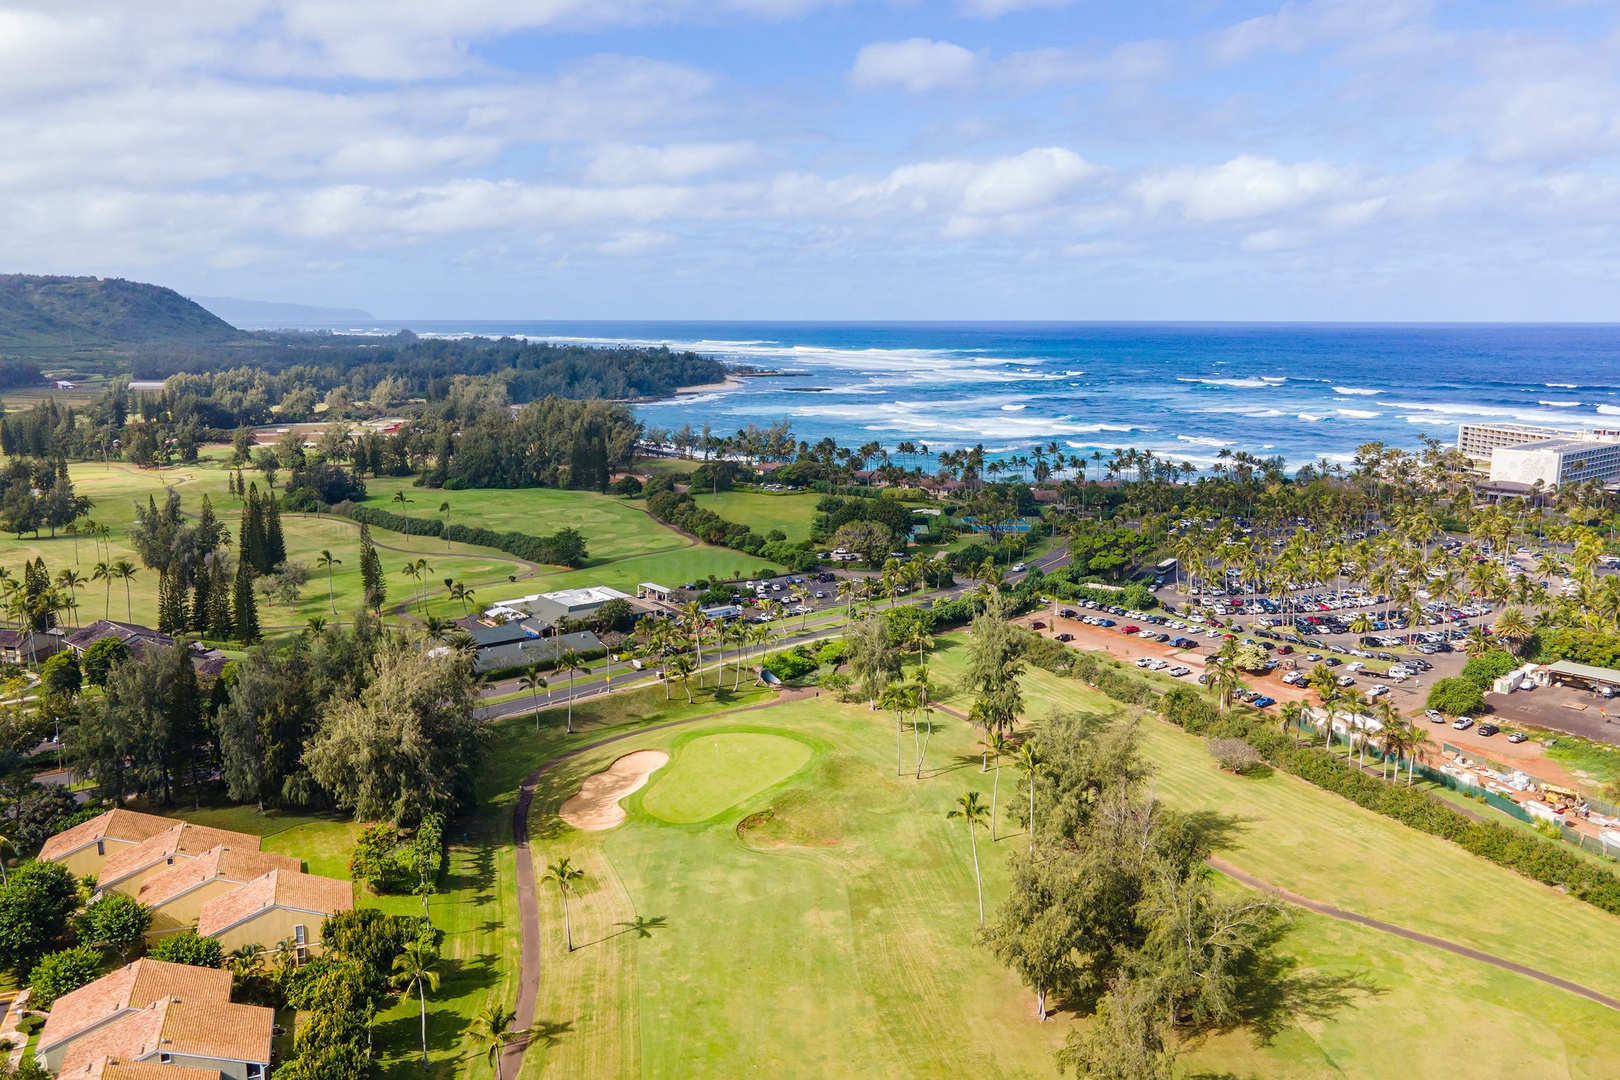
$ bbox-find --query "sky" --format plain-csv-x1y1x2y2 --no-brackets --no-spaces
5,0,1620,321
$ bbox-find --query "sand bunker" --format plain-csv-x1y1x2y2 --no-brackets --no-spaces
559,750,670,831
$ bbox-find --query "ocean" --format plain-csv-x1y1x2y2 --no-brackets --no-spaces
314,321,1620,470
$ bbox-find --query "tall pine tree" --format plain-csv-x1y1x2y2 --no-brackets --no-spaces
240,483,266,574
232,557,259,644
358,523,386,613
207,556,233,638
264,491,286,569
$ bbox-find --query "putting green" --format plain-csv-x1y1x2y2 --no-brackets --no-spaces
640,732,813,824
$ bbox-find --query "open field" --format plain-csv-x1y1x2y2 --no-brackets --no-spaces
521,654,1620,1078
0,460,531,633
0,456,788,631
365,487,687,564
926,640,1620,1000
688,490,822,542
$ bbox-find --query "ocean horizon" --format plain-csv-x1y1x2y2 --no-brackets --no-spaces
236,319,1620,469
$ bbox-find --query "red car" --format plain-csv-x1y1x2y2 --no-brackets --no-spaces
1122,625,1140,634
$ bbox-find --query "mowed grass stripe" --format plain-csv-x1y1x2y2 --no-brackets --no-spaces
926,640,1620,1001
640,731,814,823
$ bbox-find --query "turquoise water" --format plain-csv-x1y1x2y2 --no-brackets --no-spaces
330,321,1620,468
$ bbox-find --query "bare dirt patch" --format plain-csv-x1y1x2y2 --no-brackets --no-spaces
559,749,671,831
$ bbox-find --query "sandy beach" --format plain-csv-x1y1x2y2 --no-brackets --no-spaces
674,377,743,393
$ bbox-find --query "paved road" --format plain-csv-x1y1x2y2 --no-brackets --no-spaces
475,544,1071,722
1208,857,1620,1012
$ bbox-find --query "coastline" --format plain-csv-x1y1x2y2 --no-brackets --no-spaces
674,377,744,394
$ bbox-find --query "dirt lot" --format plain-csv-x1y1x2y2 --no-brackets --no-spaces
1484,684,1620,748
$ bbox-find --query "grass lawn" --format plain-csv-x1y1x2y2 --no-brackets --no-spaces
0,455,787,631
925,639,1620,1001
162,677,776,1079
688,490,822,542
0,459,528,634
357,487,686,565
510,637,1620,1078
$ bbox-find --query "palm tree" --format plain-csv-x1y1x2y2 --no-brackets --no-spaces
304,616,327,636
401,561,423,612
469,1003,527,1080
1013,742,1044,854
947,791,990,926
316,550,341,614
520,666,549,730
554,649,588,733
668,653,696,703
91,561,115,622
54,569,86,632
1405,720,1431,784
542,857,586,951
680,602,707,686
391,939,440,1071
878,682,911,777
1279,700,1305,744
227,942,265,979
110,559,137,621
983,730,1010,841
1493,606,1532,655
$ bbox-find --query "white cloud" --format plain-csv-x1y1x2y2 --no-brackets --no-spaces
958,0,1075,16
1134,156,1346,222
584,143,756,184
850,39,978,93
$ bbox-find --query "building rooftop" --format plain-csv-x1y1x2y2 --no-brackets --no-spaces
99,824,263,889
59,996,273,1073
135,845,302,909
67,1058,223,1080
40,960,232,1055
39,810,176,864
1546,660,1620,684
196,869,354,937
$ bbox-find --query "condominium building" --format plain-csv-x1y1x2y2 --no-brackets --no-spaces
1456,422,1569,464
1490,436,1620,488
1459,423,1620,489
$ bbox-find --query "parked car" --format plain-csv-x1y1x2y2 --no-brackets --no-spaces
1478,723,1500,737
1169,666,1191,677
1507,731,1528,744
1251,696,1276,708
1281,671,1304,685
1337,675,1356,687
1056,633,1074,642
1452,717,1475,730
1425,709,1446,724
1031,621,1046,630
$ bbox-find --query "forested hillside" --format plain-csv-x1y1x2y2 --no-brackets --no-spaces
0,274,241,348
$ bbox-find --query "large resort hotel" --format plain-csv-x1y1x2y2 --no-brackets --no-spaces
1457,422,1620,492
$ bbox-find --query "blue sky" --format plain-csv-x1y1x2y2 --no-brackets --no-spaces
4,0,1620,320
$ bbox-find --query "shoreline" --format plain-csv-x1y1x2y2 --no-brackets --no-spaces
673,377,744,394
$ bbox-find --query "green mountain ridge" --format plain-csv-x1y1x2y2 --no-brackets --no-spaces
0,274,242,350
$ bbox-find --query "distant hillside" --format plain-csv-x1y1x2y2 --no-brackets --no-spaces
0,274,241,349
191,295,376,328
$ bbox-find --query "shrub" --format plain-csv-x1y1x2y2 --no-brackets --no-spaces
1427,676,1486,717
348,824,414,895
148,929,223,968
611,474,643,496
1460,649,1520,690
286,463,366,506
27,945,102,1009
81,637,131,686
1208,738,1262,774
817,640,848,667
39,652,80,697
76,893,150,959
763,649,819,682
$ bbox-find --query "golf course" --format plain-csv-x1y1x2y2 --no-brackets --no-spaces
508,637,1620,1079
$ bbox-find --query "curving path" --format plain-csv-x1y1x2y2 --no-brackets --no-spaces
1207,857,1620,1012
503,688,810,1076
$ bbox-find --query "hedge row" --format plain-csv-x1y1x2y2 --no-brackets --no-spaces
1151,685,1620,918
341,505,588,568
